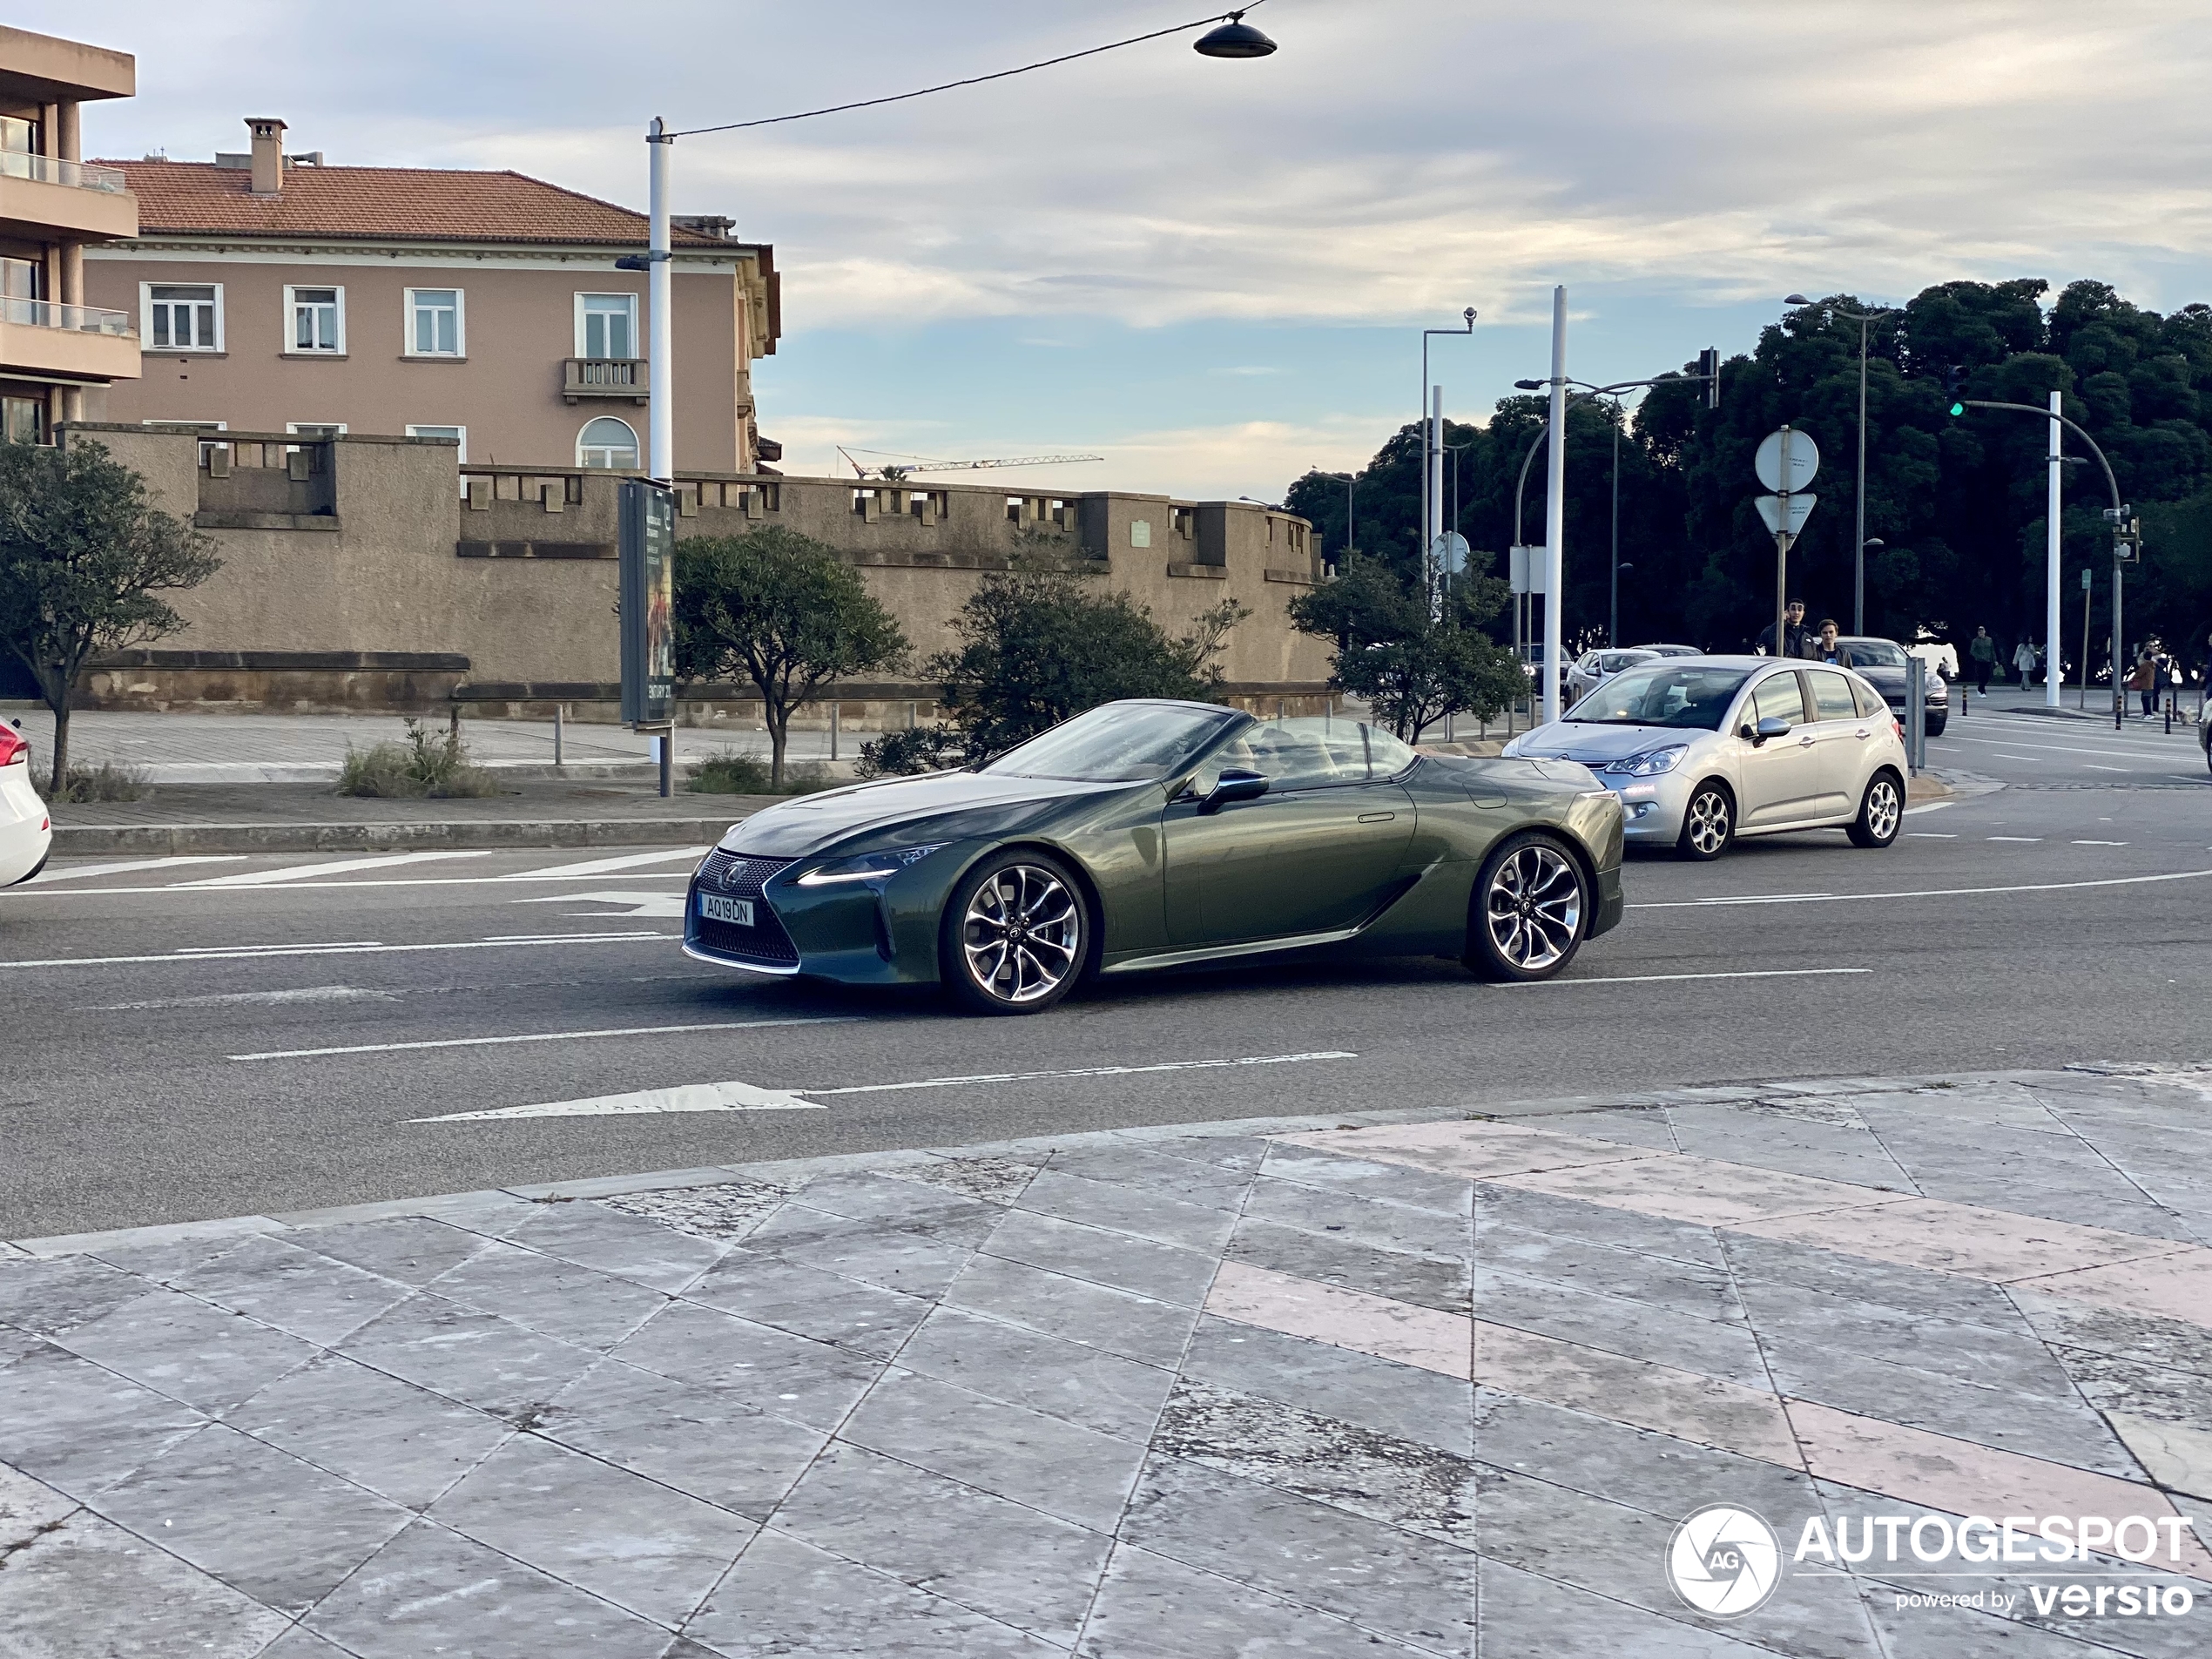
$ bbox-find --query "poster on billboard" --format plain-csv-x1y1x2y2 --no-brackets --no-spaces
619,479,676,726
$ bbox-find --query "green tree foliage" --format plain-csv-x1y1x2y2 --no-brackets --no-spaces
672,525,907,786
0,438,219,791
925,566,1247,764
1288,552,1526,740
1285,277,2212,682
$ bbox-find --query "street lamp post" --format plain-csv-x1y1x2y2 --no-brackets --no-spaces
1420,309,1477,562
639,8,1278,482
1312,468,1354,565
1784,295,1892,636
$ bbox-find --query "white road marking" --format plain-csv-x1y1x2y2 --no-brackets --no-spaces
96,985,401,1011
28,855,246,884
811,1050,1361,1097
8,872,699,898
234,1015,853,1062
1946,732,2178,759
185,851,494,887
417,1080,826,1121
1511,968,1872,988
494,847,711,881
172,941,381,954
1901,801,1952,816
516,889,688,919
1630,867,2212,909
1906,833,1958,839
2073,840,2128,846
0,932,674,969
1986,836,2041,843
2083,765,2129,773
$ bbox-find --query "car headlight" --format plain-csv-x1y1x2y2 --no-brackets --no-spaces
1605,744,1688,777
795,844,948,887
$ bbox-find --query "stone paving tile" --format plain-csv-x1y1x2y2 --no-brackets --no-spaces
532,1358,828,1520
87,1421,412,1614
946,1253,1201,1367
1241,1177,1473,1262
1014,1169,1240,1253
744,1209,979,1299
502,1201,729,1293
2013,1251,2212,1328
228,1352,513,1510
429,1431,754,1626
0,1253,152,1338
284,1214,497,1285
1468,1268,1771,1387
1078,1541,1432,1656
600,1181,797,1244
1732,1278,2075,1394
609,1300,880,1430
1722,1231,2024,1325
894,1305,1177,1441
1517,1104,1684,1150
1138,1133,1279,1173
683,1248,933,1357
2008,1290,2212,1379
981,1208,1220,1306
0,1508,291,1657
840,1368,1149,1532
1044,1143,1257,1210
1226,1217,1470,1314
0,1345,209,1494
1119,1453,1479,1654
1475,1185,1732,1269
55,1287,319,1414
429,1239,672,1352
897,1155,1044,1206
1258,1144,1474,1215
1661,1104,1921,1191
685,1527,1065,1656
337,1291,603,1423
170,1233,413,1346
1900,1173,2200,1244
1470,1220,1745,1323
778,1171,1007,1238
1477,1556,1777,1657
303,1517,673,1658
1179,1316,1474,1457
0,1459,73,1545
769,1440,1114,1646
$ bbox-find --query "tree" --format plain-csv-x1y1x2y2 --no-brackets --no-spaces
927,564,1247,763
0,438,219,792
1289,552,1525,740
672,526,907,786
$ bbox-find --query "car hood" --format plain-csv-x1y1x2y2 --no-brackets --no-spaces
722,770,1137,858
1507,722,1708,765
1851,664,1947,701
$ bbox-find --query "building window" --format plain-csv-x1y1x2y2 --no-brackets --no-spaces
577,293,637,360
3,397,44,446
1,258,41,327
144,284,221,351
577,415,639,469
0,116,39,156
407,423,466,462
406,289,462,357
287,286,344,353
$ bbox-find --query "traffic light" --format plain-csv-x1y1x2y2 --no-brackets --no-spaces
1941,365,1967,416
2105,506,2142,561
1698,347,1720,409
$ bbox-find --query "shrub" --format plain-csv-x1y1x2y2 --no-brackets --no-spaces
685,749,839,795
855,724,965,778
51,760,150,803
336,718,499,799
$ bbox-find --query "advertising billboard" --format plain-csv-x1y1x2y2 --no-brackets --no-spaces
619,479,676,725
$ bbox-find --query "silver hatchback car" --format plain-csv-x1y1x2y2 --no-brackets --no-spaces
1502,656,1909,860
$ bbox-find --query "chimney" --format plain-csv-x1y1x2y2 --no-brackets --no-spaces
246,118,286,195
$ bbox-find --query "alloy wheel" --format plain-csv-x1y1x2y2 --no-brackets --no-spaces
1684,789,1730,857
1865,777,1901,841
1484,842,1582,973
961,863,1081,1004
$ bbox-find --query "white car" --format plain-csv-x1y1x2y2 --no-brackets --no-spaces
1565,648,1659,707
1503,655,1909,860
0,722,51,886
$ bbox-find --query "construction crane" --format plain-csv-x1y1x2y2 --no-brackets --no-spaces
837,447,1104,483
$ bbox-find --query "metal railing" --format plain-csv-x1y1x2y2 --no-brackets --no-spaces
0,296,135,335
0,151,129,193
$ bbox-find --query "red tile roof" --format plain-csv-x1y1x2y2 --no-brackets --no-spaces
98,158,733,247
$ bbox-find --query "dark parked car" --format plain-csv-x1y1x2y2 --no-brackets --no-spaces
687,699,1626,1011
1832,637,1948,736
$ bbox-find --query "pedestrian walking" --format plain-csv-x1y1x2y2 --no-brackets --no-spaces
2128,647,2157,718
1969,626,1997,696
2013,637,2039,687
1757,600,1813,659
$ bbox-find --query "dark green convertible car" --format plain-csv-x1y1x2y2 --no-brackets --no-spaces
686,699,1625,1013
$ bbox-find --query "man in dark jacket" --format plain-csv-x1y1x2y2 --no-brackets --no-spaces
1757,600,1813,659
1969,626,1997,696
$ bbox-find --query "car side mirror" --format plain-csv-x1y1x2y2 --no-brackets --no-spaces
1750,716,1791,745
1200,768,1268,814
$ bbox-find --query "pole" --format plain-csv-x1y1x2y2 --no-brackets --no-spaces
1854,315,1870,636
1609,402,1621,648
1427,386,1445,618
646,117,674,482
2079,580,2090,711
2046,391,2063,710
1773,426,1793,662
553,703,564,767
2112,556,2124,730
1542,286,1567,725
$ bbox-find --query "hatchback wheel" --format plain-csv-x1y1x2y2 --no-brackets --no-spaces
941,851,1089,1015
1675,781,1734,861
1466,832,1588,982
1847,771,1904,848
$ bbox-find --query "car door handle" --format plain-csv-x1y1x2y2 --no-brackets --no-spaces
1855,728,1871,739
1358,812,1396,824
1797,735,1816,747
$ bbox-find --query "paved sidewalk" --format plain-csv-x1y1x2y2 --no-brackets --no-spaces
4,1064,2210,1656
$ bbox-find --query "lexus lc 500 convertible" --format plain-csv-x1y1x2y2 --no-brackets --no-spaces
685,699,1625,1013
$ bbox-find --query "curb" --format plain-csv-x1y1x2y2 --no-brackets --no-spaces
51,816,738,854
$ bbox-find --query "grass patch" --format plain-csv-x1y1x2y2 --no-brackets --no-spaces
336,718,502,799
685,751,838,795
51,761,151,803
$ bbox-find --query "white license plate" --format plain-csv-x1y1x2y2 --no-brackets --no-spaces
698,894,755,927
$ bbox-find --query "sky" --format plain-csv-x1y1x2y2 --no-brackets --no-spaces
25,0,2212,502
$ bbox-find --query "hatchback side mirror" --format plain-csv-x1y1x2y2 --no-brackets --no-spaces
1200,768,1268,814
1749,716,1791,745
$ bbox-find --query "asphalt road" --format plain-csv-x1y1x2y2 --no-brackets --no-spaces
7,705,2207,1239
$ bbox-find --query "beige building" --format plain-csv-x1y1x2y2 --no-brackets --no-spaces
84,118,779,473
0,25,139,444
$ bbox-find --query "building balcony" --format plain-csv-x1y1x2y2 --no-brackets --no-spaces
0,152,137,242
0,296,139,382
563,357,648,405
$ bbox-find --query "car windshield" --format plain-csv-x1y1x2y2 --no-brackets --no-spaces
980,703,1234,781
1597,651,1651,673
1566,664,1752,729
1844,640,1908,669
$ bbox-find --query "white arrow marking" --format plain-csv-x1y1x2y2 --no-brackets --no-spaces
415,1078,826,1121
495,847,712,881
516,889,689,918
185,851,493,887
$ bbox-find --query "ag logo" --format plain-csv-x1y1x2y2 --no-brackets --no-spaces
1666,1505,1781,1617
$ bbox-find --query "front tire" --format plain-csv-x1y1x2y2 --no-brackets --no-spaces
1675,781,1735,861
940,850,1089,1015
1848,771,1904,849
1925,716,1947,738
1465,832,1588,983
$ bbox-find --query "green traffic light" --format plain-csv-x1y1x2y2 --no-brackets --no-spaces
1949,401,1965,416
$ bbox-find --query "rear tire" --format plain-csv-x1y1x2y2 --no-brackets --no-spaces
1925,716,1947,737
1465,832,1588,983
1674,781,1734,861
1847,770,1904,849
939,850,1089,1015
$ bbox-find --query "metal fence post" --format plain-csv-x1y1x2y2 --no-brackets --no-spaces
1906,656,1925,775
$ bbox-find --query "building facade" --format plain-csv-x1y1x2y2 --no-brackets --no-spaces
84,118,779,473
0,24,139,444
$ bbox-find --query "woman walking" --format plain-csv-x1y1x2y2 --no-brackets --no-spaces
2013,637,2039,688
2129,648,2157,718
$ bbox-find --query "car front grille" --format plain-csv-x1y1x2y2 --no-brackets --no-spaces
691,851,801,966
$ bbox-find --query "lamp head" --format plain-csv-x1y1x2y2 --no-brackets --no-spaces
1513,379,1544,391
1194,13,1278,57
1784,293,1812,306
1863,537,1885,550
